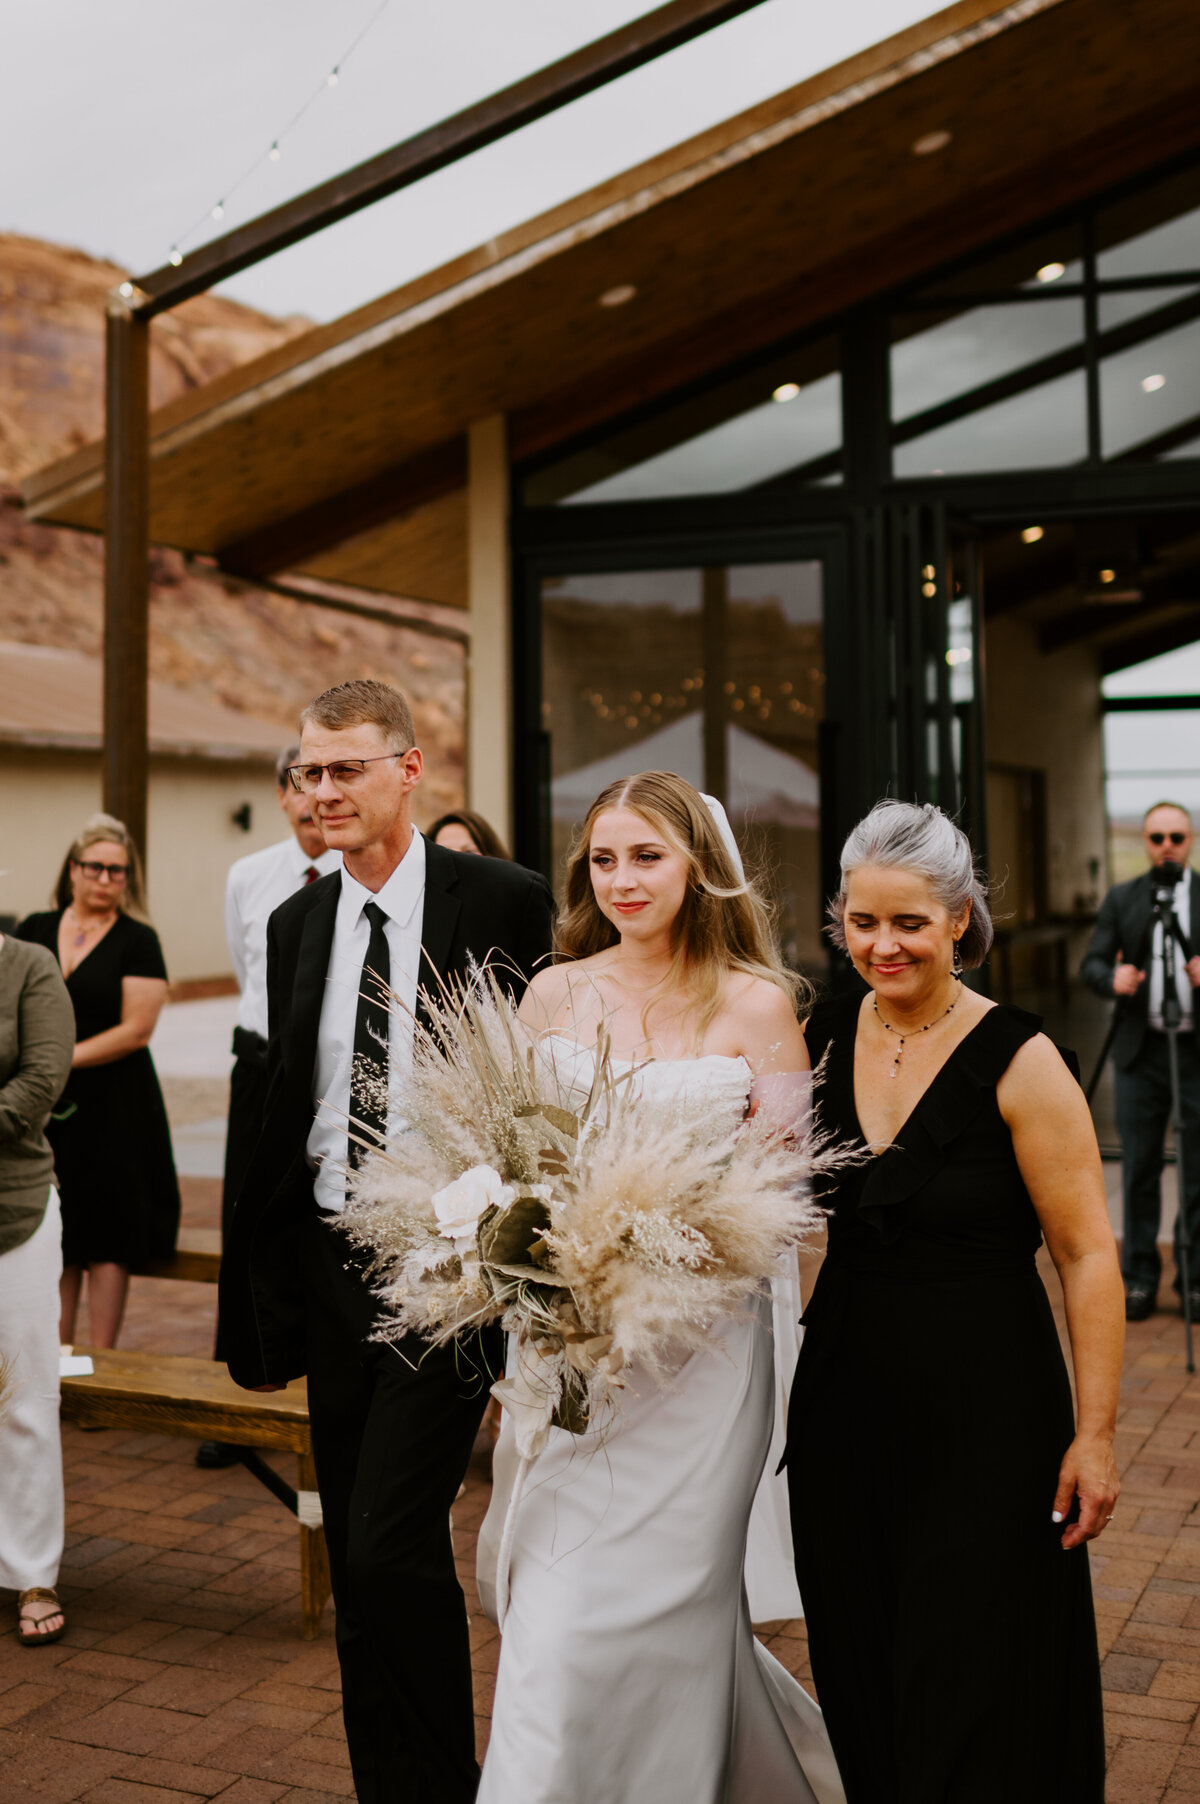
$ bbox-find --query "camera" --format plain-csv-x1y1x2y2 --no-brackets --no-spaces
1154,857,1186,898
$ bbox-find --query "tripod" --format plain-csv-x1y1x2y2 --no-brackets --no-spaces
1152,867,1195,1373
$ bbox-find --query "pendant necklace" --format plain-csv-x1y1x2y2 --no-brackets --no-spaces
67,908,108,950
874,985,961,1078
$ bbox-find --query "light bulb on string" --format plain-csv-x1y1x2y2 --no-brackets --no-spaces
162,0,393,265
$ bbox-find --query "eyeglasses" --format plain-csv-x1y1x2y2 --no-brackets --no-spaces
74,860,129,882
287,753,403,793
1148,831,1188,846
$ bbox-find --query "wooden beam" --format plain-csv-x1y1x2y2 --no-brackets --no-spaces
127,0,772,316
1100,606,1200,674
103,301,150,860
217,439,467,577
467,417,513,843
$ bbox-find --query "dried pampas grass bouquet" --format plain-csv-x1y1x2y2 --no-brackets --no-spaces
340,967,828,1450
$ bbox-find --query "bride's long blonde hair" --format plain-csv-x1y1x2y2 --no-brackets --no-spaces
557,771,806,1047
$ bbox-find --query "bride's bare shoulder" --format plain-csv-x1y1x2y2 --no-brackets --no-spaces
519,956,605,1029
722,970,799,1030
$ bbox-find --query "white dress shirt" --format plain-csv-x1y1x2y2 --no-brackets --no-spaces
226,836,341,1038
1148,873,1194,1031
307,829,427,1213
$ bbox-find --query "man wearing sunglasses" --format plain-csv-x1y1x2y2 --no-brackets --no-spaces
1082,800,1200,1321
218,678,554,1804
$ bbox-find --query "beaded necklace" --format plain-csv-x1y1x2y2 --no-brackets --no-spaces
873,984,961,1078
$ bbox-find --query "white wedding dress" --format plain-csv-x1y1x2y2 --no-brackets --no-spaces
476,1045,845,1804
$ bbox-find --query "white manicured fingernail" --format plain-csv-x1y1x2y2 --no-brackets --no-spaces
1051,1510,1065,1523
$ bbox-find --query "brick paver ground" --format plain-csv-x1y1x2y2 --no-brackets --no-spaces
4,1174,1200,1801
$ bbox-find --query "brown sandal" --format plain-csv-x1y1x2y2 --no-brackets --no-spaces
17,1587,66,1646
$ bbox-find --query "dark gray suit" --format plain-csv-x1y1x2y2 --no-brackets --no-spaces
1081,867,1200,1292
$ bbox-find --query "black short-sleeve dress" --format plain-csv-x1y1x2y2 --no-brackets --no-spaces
17,910,180,1267
785,994,1105,1803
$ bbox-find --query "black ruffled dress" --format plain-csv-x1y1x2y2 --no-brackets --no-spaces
786,995,1105,1803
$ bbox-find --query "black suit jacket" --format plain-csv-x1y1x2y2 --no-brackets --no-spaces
219,839,555,1388
1080,867,1200,1071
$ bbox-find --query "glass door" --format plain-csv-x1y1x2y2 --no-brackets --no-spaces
526,555,833,982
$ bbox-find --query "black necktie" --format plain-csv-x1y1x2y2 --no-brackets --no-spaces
350,901,391,1170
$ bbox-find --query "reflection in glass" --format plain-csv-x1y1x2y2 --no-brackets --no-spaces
894,370,1087,476
1099,311,1200,458
890,301,1084,421
540,563,826,975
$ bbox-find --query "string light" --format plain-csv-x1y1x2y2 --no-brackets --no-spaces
163,0,393,265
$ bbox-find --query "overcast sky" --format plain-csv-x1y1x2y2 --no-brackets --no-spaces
4,0,937,322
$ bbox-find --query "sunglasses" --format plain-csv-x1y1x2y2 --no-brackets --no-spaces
1148,832,1188,846
74,860,129,881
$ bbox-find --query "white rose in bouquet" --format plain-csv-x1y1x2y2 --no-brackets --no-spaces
433,1165,514,1247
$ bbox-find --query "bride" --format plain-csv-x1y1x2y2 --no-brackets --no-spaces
476,771,844,1804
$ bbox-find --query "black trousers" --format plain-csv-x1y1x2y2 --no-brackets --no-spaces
214,1029,269,1363
302,1209,500,1804
1115,1031,1200,1292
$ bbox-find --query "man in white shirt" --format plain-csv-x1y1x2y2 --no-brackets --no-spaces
199,747,341,1466
219,680,554,1804
1082,800,1200,1320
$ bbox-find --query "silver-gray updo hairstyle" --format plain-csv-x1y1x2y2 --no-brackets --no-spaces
827,798,993,969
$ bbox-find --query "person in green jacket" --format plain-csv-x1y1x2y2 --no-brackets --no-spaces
0,929,74,1645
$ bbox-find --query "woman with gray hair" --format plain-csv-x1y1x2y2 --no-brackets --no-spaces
784,799,1122,1802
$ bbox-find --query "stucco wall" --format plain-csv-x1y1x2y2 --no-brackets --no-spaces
0,750,291,981
984,614,1106,916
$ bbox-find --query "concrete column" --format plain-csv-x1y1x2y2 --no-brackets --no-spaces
467,414,513,845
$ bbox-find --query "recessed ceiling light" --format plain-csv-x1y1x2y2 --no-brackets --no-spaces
1142,372,1166,392
772,382,801,403
1021,525,1045,543
1099,568,1116,583
599,284,637,308
1036,262,1065,284
911,129,952,156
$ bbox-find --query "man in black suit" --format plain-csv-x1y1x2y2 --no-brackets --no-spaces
219,679,554,1803
1081,800,1200,1322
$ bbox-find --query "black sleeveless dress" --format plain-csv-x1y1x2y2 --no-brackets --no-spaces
17,910,180,1267
786,996,1105,1803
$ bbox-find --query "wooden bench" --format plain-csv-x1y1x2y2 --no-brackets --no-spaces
60,1349,331,1639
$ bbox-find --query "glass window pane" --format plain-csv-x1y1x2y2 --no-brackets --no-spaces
541,561,826,975
908,223,1083,299
563,374,841,504
894,370,1087,476
890,301,1084,421
1098,165,1200,279
1100,312,1200,458
524,337,840,506
1097,284,1198,332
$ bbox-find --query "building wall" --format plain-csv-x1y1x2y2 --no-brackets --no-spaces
984,614,1106,918
0,749,288,980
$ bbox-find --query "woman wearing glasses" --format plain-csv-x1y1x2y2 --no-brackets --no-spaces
18,814,179,1346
